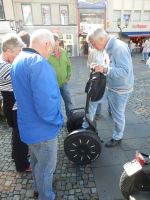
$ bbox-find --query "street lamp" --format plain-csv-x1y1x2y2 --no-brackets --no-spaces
117,18,129,39
9,20,23,33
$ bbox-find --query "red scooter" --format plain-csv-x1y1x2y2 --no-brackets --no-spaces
119,151,150,200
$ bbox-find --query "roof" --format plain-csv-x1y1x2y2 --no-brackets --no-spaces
122,32,150,37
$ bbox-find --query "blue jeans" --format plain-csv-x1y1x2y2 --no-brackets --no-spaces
60,83,73,118
82,99,102,129
29,138,57,200
107,90,129,140
143,52,149,62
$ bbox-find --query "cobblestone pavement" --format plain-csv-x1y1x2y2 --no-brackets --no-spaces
127,54,150,125
0,54,149,200
0,123,99,200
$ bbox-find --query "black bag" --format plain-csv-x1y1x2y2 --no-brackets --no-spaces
85,71,106,102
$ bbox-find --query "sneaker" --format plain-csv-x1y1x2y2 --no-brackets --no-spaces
95,114,102,120
105,138,122,148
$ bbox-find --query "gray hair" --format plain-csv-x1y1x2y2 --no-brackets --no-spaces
30,29,55,48
1,33,25,52
86,27,108,43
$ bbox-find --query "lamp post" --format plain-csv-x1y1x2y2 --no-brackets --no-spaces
9,20,23,33
117,18,129,39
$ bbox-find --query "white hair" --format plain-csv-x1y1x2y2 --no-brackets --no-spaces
86,27,108,43
1,33,25,52
30,29,55,48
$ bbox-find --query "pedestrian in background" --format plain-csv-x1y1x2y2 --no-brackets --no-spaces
48,34,73,120
142,40,150,63
86,27,134,147
18,31,30,47
0,33,30,171
82,48,110,129
11,29,64,199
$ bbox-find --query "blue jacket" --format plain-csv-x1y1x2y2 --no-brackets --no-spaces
106,37,134,93
11,48,64,144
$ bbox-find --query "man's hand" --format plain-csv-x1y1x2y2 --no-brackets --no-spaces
90,63,108,74
94,64,104,73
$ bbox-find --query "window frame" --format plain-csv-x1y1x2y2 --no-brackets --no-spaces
113,10,121,22
59,4,69,25
0,0,5,20
143,11,150,21
21,3,33,25
41,4,51,25
132,10,141,22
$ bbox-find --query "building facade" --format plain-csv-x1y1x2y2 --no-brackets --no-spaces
1,0,150,55
77,0,106,56
0,0,78,56
106,0,150,43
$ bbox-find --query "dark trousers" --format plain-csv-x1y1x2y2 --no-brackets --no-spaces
2,91,29,171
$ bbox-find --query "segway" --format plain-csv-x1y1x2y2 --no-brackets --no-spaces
64,70,106,165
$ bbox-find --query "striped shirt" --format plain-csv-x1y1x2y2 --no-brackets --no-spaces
0,59,13,91
0,59,17,110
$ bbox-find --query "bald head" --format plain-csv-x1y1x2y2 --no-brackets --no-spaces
30,29,55,59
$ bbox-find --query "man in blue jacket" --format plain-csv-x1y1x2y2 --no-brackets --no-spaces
11,29,64,199
86,27,134,147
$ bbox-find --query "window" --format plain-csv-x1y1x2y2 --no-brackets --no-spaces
41,4,51,25
60,5,69,25
22,4,33,25
123,10,131,21
143,11,150,21
0,0,5,20
80,9,104,24
133,11,141,21
113,10,121,21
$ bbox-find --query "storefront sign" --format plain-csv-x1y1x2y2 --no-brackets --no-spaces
51,27,61,33
78,0,106,9
132,24,148,29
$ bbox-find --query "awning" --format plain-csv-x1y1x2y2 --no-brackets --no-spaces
122,32,150,37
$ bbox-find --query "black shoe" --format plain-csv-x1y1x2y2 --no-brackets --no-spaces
105,139,121,148
33,191,39,198
108,111,112,118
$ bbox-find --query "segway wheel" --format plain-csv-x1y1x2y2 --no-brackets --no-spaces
64,129,101,165
67,111,84,133
119,170,139,200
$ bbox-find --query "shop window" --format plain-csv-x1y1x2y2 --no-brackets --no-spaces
22,4,33,25
60,5,69,25
133,11,141,21
41,4,51,25
143,11,150,21
123,10,131,21
113,10,121,21
0,0,5,20
80,9,104,24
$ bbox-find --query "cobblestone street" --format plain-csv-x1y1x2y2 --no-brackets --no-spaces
127,55,150,125
0,54,150,200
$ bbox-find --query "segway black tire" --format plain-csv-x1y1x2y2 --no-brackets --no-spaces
119,171,139,200
67,111,84,133
64,129,101,165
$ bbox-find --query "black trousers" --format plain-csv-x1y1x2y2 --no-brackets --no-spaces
2,91,29,171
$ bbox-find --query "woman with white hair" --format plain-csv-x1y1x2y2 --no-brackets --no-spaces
0,33,30,171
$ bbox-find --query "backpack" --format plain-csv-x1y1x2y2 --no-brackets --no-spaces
85,71,106,102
